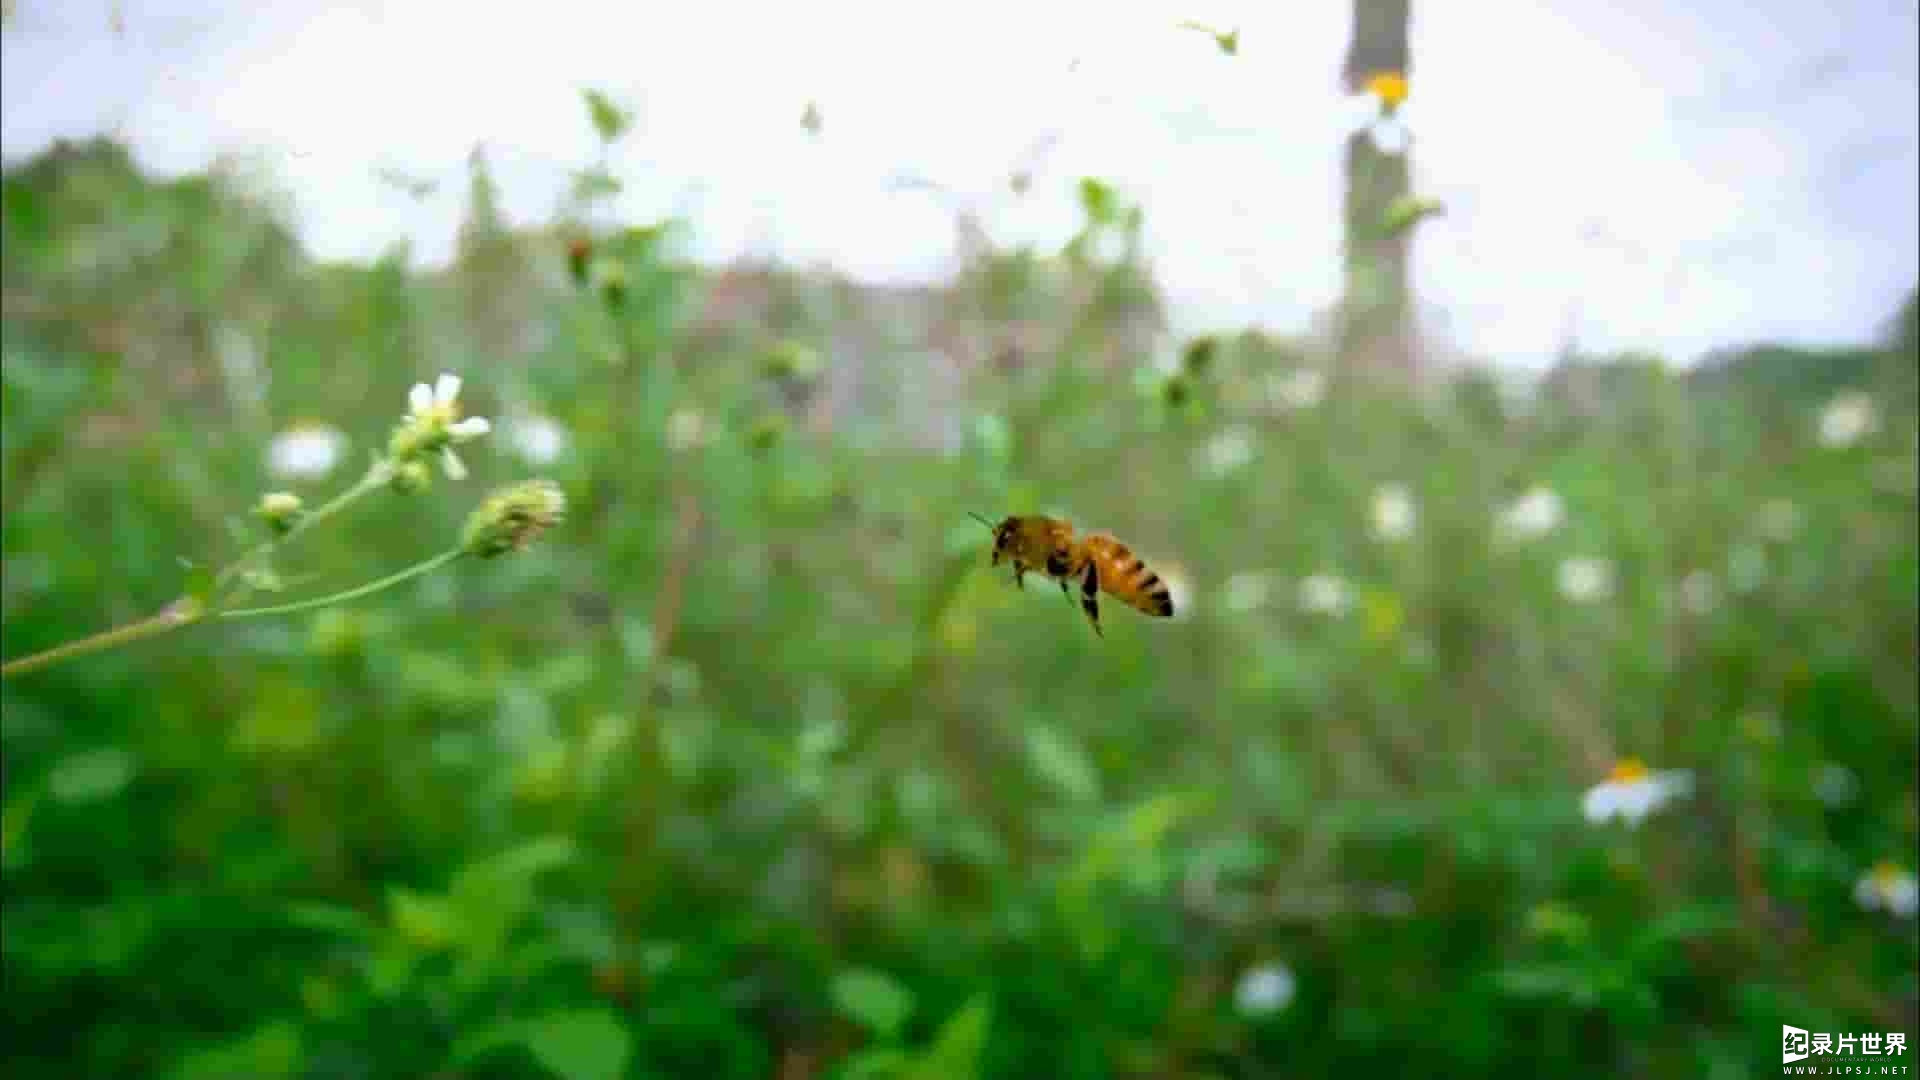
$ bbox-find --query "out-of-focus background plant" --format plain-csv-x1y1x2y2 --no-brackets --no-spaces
3,3,1916,1078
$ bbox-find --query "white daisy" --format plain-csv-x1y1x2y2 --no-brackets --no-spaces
504,413,568,466
1498,487,1564,542
1854,861,1918,919
1297,573,1351,617
1233,963,1296,1017
1203,426,1255,474
1556,557,1614,603
1582,758,1692,827
401,372,491,479
1223,571,1277,613
1677,570,1718,616
267,422,346,481
1370,484,1417,542
1817,390,1876,449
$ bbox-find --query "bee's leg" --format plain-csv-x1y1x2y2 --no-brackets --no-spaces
1012,562,1027,590
1079,561,1104,637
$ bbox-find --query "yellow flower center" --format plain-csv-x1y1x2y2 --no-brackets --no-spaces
1871,860,1905,887
1607,757,1649,784
1365,71,1409,108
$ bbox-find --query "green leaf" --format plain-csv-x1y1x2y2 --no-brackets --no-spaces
904,995,992,1080
1076,177,1117,226
169,1019,302,1079
48,746,136,804
831,967,916,1040
1057,791,1210,960
1382,194,1445,237
1023,724,1100,802
838,1048,912,1080
282,902,376,940
455,1010,632,1080
2,783,42,870
387,886,461,951
525,1009,632,1080
582,89,632,143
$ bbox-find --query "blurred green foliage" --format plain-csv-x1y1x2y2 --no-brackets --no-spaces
2,125,1916,1080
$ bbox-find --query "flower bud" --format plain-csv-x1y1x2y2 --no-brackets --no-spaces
746,413,787,454
390,459,432,495
462,479,566,558
255,491,304,535
566,237,592,287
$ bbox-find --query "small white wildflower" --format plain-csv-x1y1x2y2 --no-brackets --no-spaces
1727,544,1767,594
1234,963,1296,1017
1678,570,1718,616
1370,484,1417,541
1556,557,1614,603
1223,571,1277,613
1813,763,1859,808
1817,390,1876,449
267,422,346,481
1582,758,1693,827
1498,487,1564,542
1854,861,1918,918
396,372,491,479
1297,573,1351,617
1268,367,1326,411
666,408,709,452
504,413,568,465
1756,498,1802,543
1203,426,1255,474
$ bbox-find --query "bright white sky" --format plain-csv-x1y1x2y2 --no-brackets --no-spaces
3,0,1917,369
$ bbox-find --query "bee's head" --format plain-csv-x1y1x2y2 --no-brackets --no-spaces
970,512,1013,565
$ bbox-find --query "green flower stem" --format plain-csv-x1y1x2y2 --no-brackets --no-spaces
0,463,398,680
0,599,204,680
214,461,391,596
218,548,465,619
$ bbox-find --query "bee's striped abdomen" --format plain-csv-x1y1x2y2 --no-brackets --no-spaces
1082,534,1174,618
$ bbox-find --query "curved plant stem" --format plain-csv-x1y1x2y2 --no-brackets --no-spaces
215,461,391,596
219,549,465,619
0,599,204,680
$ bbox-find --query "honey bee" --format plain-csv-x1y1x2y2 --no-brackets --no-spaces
970,513,1175,636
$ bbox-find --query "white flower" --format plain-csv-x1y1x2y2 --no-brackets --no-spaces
1297,573,1351,617
267,422,346,481
1556,557,1614,603
1234,963,1296,1017
666,408,709,452
1203,426,1255,473
1582,758,1693,827
1268,368,1326,411
1817,390,1876,448
504,413,567,466
1223,571,1277,613
1756,498,1802,543
1813,763,1859,808
401,372,491,479
1678,570,1718,616
1854,861,1919,918
1498,487,1564,542
1370,484,1417,541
